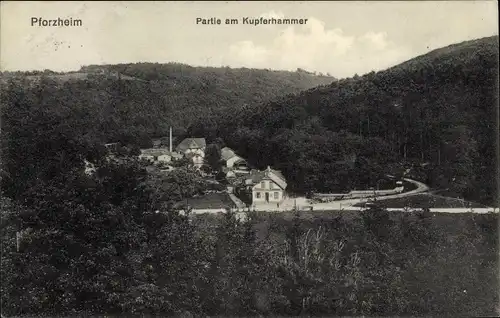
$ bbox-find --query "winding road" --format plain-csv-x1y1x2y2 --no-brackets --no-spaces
252,178,497,214
193,178,497,215
338,177,430,206
254,177,429,212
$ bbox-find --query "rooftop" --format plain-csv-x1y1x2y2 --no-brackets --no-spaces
176,138,206,153
221,147,236,161
236,166,287,189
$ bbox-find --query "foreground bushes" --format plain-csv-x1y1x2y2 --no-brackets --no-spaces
2,198,498,317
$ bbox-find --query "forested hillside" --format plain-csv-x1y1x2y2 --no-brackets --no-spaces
1,63,334,141
2,37,497,205
187,36,499,205
0,64,335,205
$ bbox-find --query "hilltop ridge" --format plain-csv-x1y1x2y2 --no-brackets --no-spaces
0,62,335,141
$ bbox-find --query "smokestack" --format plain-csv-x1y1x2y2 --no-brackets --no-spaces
169,127,173,153
16,231,21,252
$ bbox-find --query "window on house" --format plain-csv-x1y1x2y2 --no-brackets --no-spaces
274,192,279,199
261,181,266,188
256,192,261,199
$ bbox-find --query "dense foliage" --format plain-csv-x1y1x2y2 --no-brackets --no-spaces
2,193,498,316
0,91,210,315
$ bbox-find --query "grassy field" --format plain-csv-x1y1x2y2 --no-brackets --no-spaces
187,192,235,209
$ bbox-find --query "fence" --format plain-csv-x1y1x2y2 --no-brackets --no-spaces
188,206,499,215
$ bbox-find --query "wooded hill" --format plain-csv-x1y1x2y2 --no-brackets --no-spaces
1,36,498,206
188,36,499,205
0,63,334,202
0,63,335,141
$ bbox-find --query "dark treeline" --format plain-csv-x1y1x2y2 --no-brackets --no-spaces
186,36,499,205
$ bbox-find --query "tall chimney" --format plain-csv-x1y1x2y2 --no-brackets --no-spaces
169,127,173,153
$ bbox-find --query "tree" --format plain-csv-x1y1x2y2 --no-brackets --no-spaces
146,166,207,206
205,143,223,173
171,156,192,168
200,164,212,175
1,157,208,316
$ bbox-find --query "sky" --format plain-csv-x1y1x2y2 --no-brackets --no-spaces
1,1,498,78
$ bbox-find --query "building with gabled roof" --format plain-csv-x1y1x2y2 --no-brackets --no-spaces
221,147,236,161
176,138,206,169
220,146,250,171
176,138,206,154
235,166,287,206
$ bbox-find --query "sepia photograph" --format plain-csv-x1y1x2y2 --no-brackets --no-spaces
1,1,499,317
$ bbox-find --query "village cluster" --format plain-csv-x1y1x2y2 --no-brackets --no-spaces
116,128,288,209
86,129,411,212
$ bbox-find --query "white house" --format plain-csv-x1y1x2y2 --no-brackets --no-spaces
176,138,206,168
238,166,287,205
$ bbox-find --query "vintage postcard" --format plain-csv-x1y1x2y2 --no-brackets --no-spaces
1,1,499,317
